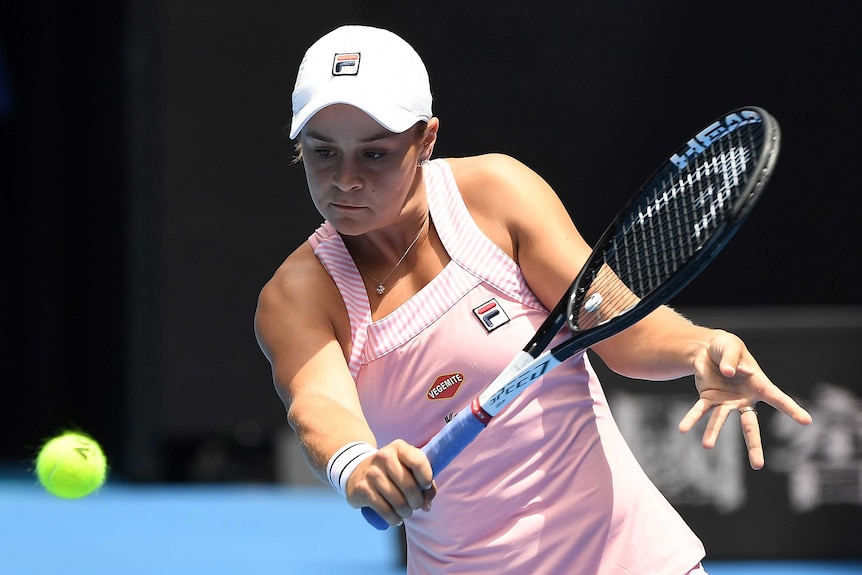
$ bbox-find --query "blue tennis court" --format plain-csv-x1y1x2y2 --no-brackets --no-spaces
3,472,859,575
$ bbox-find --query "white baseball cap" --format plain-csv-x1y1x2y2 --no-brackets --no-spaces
289,25,433,139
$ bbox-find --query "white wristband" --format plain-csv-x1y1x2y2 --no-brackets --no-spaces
326,441,377,497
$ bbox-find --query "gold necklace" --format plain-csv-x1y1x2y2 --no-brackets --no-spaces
362,213,429,295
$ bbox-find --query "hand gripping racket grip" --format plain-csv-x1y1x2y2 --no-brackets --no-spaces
361,403,488,530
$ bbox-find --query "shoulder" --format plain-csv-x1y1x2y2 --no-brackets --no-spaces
444,153,561,214
439,154,571,260
255,242,350,362
445,153,536,194
258,242,322,302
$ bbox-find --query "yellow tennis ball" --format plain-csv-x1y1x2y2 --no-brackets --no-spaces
35,432,107,499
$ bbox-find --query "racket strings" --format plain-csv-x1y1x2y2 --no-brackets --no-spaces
619,128,759,289
575,264,640,331
572,123,765,330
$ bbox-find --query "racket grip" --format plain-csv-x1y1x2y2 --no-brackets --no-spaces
360,404,488,530
361,506,391,531
422,402,487,473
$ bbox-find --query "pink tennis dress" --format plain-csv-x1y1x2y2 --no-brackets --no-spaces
309,159,706,574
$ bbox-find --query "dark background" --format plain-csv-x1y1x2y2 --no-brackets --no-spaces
2,0,860,559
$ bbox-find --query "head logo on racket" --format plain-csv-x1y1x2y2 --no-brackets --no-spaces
670,109,762,169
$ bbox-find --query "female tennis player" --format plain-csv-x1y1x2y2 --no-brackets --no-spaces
254,25,812,574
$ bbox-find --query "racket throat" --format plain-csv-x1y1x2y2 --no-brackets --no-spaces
470,398,493,425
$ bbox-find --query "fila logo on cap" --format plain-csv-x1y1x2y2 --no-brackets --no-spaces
332,53,360,76
472,298,510,332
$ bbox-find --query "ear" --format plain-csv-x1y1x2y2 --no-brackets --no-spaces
420,117,440,162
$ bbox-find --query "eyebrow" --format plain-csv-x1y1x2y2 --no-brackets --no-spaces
304,130,397,144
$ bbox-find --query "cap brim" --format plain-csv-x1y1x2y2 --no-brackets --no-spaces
289,96,427,139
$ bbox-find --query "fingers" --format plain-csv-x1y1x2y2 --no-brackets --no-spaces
681,400,767,470
700,405,732,449
761,385,814,426
708,331,745,378
421,482,437,512
717,347,743,379
348,441,435,526
739,407,764,470
678,393,737,434
678,398,710,434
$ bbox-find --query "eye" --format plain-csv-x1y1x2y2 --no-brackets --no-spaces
313,148,335,159
364,150,386,160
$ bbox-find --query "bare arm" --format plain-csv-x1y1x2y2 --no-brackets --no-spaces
254,244,433,524
453,153,811,469
254,244,374,478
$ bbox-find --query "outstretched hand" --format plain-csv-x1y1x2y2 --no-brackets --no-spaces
677,330,812,469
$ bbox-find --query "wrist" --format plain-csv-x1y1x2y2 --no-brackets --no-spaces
326,441,378,498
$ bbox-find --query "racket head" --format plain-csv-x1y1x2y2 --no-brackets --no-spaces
566,106,781,336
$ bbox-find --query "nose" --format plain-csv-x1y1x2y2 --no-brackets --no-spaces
332,157,363,192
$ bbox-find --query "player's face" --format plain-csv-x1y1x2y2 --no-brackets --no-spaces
299,104,429,236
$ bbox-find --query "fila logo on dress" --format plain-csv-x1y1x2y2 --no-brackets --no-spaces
472,298,510,332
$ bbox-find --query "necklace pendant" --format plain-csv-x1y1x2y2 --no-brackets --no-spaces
362,212,428,298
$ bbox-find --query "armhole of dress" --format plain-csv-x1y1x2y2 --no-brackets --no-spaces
308,222,372,379
426,160,543,311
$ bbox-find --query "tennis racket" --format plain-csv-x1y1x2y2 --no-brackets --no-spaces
362,106,781,530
